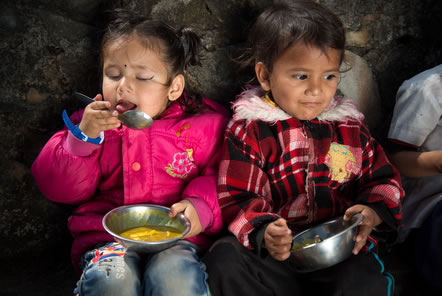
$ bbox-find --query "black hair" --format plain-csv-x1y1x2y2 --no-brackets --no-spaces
238,0,346,72
100,9,203,114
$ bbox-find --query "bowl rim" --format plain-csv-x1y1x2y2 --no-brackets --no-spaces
291,213,364,252
102,204,191,246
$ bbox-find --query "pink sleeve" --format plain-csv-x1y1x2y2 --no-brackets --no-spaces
186,197,213,231
182,175,223,235
31,131,101,204
63,131,101,156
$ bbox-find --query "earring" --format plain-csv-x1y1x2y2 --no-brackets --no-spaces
262,91,276,107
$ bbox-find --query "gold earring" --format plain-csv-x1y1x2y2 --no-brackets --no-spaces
262,91,276,107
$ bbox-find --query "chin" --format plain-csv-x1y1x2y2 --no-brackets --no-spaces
293,115,317,121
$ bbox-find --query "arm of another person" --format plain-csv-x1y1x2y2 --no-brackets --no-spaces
388,148,442,177
387,67,442,178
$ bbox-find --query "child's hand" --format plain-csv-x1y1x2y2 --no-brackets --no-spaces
78,94,121,138
169,200,202,239
344,205,382,255
264,218,292,261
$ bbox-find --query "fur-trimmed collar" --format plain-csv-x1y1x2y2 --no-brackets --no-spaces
232,86,364,125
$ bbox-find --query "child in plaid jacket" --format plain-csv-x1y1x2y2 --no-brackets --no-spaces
204,1,404,295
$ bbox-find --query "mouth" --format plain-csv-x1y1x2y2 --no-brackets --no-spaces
115,100,137,114
301,101,322,107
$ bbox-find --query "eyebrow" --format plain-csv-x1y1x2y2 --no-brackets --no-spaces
104,63,153,71
287,67,340,73
134,64,150,70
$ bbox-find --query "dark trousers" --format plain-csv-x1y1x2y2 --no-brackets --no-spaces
204,236,394,296
413,200,442,295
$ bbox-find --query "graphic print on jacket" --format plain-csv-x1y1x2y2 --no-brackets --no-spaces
165,122,197,178
325,143,360,181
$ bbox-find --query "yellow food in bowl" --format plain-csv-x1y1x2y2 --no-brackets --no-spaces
119,225,182,242
292,235,323,251
292,240,316,251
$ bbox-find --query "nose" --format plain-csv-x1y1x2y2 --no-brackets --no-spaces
305,78,321,96
117,77,131,95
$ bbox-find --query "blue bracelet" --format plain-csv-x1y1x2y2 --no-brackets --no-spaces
62,110,104,145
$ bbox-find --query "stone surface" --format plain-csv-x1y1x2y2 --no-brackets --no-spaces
338,50,382,136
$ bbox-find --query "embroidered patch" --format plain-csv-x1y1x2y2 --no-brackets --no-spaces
91,245,126,263
165,122,196,178
165,150,196,178
324,143,356,181
176,122,191,137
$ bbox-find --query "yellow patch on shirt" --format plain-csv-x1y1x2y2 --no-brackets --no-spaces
325,143,356,181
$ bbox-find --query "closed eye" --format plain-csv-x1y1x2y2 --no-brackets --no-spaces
137,76,155,81
108,75,121,81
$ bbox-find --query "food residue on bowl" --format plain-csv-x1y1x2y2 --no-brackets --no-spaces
292,235,323,251
119,225,182,242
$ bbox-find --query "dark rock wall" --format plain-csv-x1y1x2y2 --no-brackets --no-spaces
1,0,441,259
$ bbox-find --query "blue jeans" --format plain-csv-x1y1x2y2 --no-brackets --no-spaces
74,241,210,296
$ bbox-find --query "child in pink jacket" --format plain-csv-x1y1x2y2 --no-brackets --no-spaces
32,9,228,296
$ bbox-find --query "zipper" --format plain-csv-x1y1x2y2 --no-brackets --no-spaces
302,122,315,224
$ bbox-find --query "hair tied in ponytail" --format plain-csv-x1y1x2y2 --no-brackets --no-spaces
177,26,202,68
178,27,190,60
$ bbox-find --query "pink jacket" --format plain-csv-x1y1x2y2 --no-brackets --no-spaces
32,97,229,270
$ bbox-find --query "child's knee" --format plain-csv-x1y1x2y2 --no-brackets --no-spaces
77,255,140,296
145,247,209,296
204,240,244,274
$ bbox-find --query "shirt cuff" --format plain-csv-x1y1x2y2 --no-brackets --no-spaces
62,131,101,157
185,197,213,231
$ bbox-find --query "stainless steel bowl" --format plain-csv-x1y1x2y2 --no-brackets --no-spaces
102,204,191,253
291,213,364,273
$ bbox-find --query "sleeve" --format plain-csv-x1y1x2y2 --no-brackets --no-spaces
388,74,442,146
180,110,229,235
217,121,279,249
384,138,418,154
31,110,102,204
356,124,404,231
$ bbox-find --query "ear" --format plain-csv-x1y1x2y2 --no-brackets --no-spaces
168,74,185,101
255,62,271,91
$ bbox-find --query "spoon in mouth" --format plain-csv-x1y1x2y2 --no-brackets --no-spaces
73,92,153,129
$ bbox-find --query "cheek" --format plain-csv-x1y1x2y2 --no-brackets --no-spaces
102,85,112,98
102,79,114,92
139,95,169,116
101,81,117,102
326,80,339,91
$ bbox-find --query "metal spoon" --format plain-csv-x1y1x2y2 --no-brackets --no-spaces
73,92,153,129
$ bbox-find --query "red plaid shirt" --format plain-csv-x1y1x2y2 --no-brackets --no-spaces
218,91,404,249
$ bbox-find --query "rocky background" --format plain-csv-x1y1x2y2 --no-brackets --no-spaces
0,0,441,295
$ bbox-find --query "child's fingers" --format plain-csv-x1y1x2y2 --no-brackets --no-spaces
265,232,292,246
93,94,103,102
269,249,291,261
90,100,112,111
265,219,292,255
265,233,292,261
352,224,371,254
169,202,186,218
267,218,291,236
273,218,287,227
343,205,364,221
